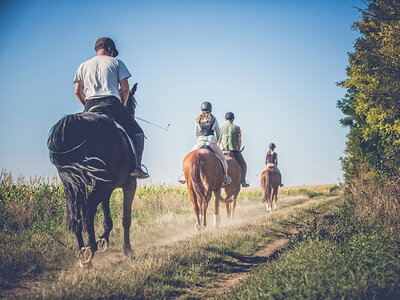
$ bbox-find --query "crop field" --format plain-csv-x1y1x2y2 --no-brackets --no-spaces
0,171,399,299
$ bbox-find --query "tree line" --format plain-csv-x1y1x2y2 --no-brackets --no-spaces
337,0,400,180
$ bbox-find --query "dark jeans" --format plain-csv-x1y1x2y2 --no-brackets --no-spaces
84,96,143,138
232,150,247,183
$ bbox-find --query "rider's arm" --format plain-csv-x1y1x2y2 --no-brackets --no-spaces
120,78,130,107
238,129,242,149
214,118,221,142
275,153,278,166
75,83,85,105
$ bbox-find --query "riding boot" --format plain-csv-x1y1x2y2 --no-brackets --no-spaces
221,161,231,186
130,133,150,179
240,164,249,187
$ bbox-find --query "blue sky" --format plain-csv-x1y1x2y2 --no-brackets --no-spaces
0,0,362,186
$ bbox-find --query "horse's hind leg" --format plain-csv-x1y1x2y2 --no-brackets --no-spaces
187,182,202,230
74,211,84,250
213,190,221,227
80,185,110,263
273,189,278,211
97,188,114,253
122,178,137,258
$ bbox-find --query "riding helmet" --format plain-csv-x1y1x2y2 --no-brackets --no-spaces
225,112,235,120
269,143,276,149
95,37,119,57
201,101,212,112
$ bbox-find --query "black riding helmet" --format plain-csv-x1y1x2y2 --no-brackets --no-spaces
269,143,276,149
225,112,234,120
95,37,119,57
201,101,212,112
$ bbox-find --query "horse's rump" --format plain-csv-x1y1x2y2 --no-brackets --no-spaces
184,149,223,192
48,112,127,231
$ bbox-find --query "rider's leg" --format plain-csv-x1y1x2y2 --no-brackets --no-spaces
209,143,231,185
107,99,149,179
131,133,149,179
190,140,206,152
233,151,249,187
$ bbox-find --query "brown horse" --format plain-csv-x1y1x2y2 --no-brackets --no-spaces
183,149,233,229
260,167,282,212
223,151,242,220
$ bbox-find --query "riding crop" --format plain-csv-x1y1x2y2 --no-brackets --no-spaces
136,117,171,131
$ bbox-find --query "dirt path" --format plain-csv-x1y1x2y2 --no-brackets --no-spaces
1,195,336,299
205,228,298,298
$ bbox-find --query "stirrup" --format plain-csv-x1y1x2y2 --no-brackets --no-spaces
178,175,186,184
222,175,231,186
130,165,149,179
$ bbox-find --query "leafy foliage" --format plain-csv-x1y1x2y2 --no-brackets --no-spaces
337,0,400,178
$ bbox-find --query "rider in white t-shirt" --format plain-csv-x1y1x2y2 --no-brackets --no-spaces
73,37,149,179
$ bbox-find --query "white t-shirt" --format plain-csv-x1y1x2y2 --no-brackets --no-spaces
73,55,131,101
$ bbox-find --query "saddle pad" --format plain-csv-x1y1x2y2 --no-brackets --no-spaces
199,144,215,154
114,122,136,157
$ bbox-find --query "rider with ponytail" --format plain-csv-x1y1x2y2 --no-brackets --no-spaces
178,101,231,185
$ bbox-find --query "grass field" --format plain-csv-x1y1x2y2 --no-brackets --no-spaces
1,170,399,299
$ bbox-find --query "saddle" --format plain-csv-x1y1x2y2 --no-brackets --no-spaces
199,145,225,172
199,144,214,153
87,106,137,158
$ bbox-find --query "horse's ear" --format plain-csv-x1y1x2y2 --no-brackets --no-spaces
131,83,138,95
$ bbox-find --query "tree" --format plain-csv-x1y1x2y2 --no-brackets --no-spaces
338,0,400,178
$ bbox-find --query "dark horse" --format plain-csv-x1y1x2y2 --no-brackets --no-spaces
183,148,232,229
47,84,139,267
222,151,242,220
260,167,282,213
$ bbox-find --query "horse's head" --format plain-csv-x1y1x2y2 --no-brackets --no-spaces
126,83,138,116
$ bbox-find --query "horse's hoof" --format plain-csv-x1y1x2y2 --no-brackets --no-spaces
79,260,93,269
124,248,135,259
97,238,109,253
195,223,205,231
78,246,94,265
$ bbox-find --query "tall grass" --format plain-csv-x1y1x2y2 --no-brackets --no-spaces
220,200,400,299
345,173,400,239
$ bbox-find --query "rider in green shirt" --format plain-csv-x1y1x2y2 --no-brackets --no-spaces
219,112,249,187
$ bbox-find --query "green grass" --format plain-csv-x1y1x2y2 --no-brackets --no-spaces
219,201,400,299
0,169,337,297
26,196,336,299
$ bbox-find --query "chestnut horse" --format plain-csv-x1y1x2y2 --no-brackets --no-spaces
223,151,242,220
183,149,233,229
260,167,282,212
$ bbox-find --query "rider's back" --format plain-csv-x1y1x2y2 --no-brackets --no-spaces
74,55,129,101
219,122,240,151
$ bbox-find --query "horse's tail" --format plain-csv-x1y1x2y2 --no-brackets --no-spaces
47,113,112,231
262,171,271,203
188,156,207,206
